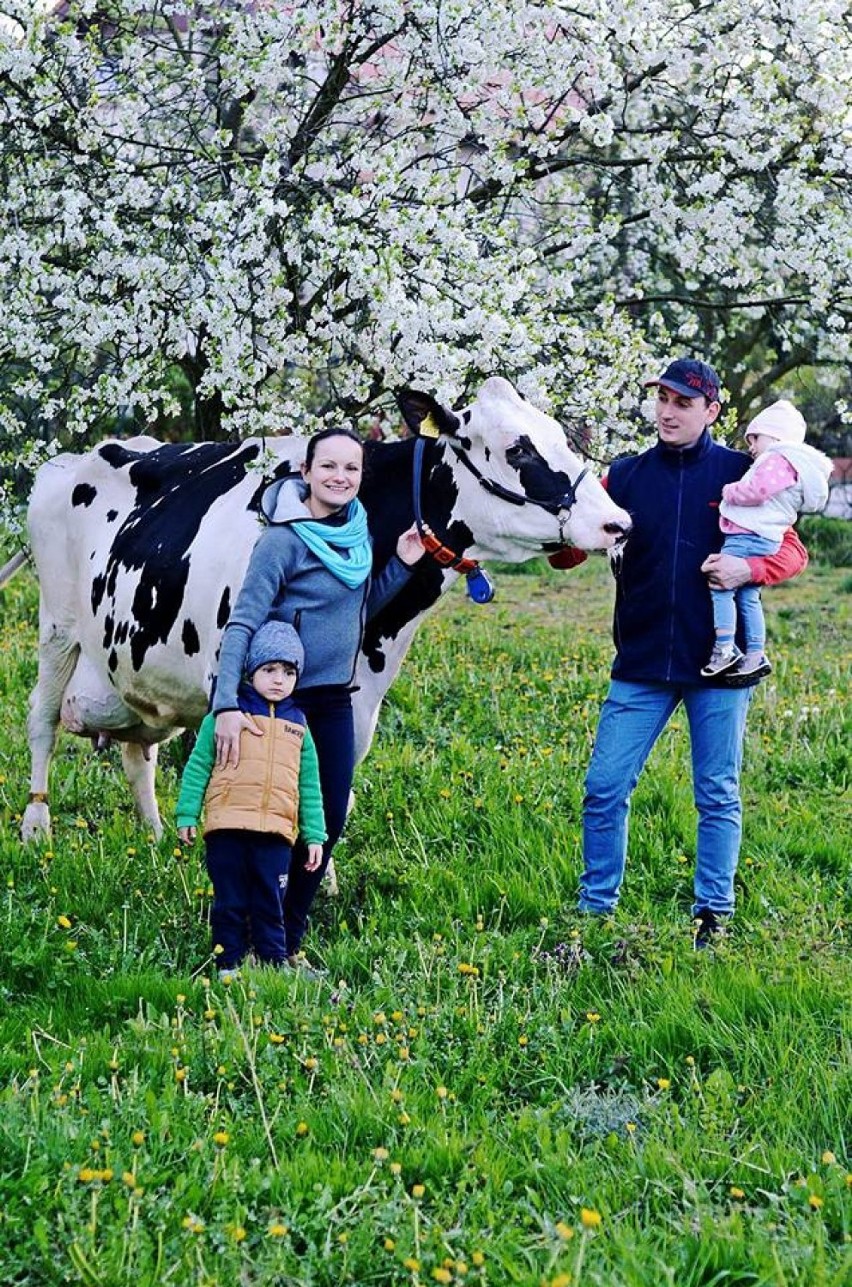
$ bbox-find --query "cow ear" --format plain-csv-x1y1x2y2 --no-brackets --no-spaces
396,389,461,440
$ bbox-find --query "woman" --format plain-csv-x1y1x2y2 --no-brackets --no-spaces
212,427,425,971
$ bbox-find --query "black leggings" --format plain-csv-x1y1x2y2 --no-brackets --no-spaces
283,685,355,954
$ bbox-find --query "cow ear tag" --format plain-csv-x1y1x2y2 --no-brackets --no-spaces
419,411,440,439
466,567,495,604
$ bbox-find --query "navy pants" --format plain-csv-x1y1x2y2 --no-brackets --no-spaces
205,829,292,968
283,685,355,955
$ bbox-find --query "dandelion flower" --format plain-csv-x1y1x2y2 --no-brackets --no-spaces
555,1220,574,1240
373,1147,389,1162
295,1121,309,1137
57,915,72,929
656,1077,671,1090
268,1223,288,1237
403,1258,420,1272
822,1150,837,1164
436,1086,448,1099
472,1251,485,1266
132,1131,145,1147
383,1237,395,1251
580,1208,602,1229
411,1183,425,1199
432,1270,452,1284
809,1195,824,1210
213,1131,230,1147
729,1187,745,1200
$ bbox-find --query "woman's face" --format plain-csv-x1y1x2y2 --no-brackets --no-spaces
301,435,364,518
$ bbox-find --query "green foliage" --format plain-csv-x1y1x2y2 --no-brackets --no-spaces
0,560,849,1286
797,516,852,570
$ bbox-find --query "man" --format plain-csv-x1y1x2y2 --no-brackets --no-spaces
556,358,807,945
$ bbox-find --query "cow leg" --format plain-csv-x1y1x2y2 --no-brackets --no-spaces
120,742,162,838
22,628,80,841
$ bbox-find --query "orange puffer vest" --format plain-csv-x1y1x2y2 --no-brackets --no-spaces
204,712,305,840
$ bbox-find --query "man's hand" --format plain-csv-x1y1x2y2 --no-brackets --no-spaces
701,552,753,590
305,842,324,872
214,709,261,768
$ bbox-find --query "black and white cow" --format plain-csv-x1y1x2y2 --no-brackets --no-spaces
19,377,631,839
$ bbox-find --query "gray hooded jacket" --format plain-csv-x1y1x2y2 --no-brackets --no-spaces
212,477,411,711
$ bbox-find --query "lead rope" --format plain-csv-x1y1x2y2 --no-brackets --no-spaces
412,437,495,604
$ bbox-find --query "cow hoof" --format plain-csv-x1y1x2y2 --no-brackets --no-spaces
22,802,51,842
323,857,339,897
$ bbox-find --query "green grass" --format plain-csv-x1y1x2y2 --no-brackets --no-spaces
0,551,849,1286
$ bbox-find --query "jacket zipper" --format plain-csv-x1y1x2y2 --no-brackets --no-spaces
665,456,685,682
261,703,275,820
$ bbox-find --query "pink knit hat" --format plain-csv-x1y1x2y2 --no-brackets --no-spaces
745,400,806,444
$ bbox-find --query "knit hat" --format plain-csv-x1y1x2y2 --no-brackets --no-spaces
245,621,304,678
745,400,806,444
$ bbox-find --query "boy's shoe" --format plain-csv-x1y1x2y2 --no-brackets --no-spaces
700,643,742,677
285,952,326,982
693,907,729,950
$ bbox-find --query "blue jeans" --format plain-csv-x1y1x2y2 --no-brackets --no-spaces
711,532,780,652
580,679,752,916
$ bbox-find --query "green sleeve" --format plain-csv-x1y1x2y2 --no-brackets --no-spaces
175,714,217,829
298,727,328,845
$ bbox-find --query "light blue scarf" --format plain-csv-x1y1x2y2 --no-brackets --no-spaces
293,498,373,588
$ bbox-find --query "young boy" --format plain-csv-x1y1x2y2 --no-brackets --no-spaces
702,400,832,680
176,620,326,974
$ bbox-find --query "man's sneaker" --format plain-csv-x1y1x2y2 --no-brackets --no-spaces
285,952,326,982
701,643,742,677
693,907,728,950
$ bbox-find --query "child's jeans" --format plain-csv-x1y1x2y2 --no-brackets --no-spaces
712,531,780,653
205,829,292,968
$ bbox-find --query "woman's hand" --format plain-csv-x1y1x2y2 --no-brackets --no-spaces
178,825,196,844
395,523,427,567
214,709,261,768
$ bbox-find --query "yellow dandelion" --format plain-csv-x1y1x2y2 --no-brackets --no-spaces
268,1223,288,1237
471,1250,485,1266
175,1067,187,1082
580,1207,602,1229
213,1131,230,1147
822,1150,837,1164
555,1220,574,1240
373,1147,389,1162
295,1121,309,1137
403,1258,420,1272
77,1168,96,1183
432,1270,452,1284
269,1033,285,1045
411,1183,425,1199
383,1237,396,1251
303,1057,318,1071
122,1171,137,1187
809,1194,824,1210
230,1225,247,1242
132,1130,145,1147
585,1012,601,1023
656,1077,671,1090
551,1274,572,1287
729,1186,745,1200
436,1086,448,1099
56,914,72,929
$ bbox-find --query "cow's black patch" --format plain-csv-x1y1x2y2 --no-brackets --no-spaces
106,509,118,522
108,649,117,672
361,439,465,673
182,619,201,656
72,483,97,507
505,435,575,508
217,588,231,629
103,615,114,650
92,442,262,671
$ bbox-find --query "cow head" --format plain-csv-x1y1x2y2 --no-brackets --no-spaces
398,376,630,559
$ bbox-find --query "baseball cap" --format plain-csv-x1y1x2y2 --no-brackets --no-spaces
644,358,721,403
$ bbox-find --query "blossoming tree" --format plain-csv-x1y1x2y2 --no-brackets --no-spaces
0,0,850,520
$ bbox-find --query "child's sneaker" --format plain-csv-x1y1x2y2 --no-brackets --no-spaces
285,952,326,982
701,643,742,677
733,652,772,679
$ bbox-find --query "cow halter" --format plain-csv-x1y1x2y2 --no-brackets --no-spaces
412,437,495,603
412,428,591,594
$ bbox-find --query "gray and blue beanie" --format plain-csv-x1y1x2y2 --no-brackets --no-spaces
245,621,304,678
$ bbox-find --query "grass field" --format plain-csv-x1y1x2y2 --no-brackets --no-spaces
0,542,849,1286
